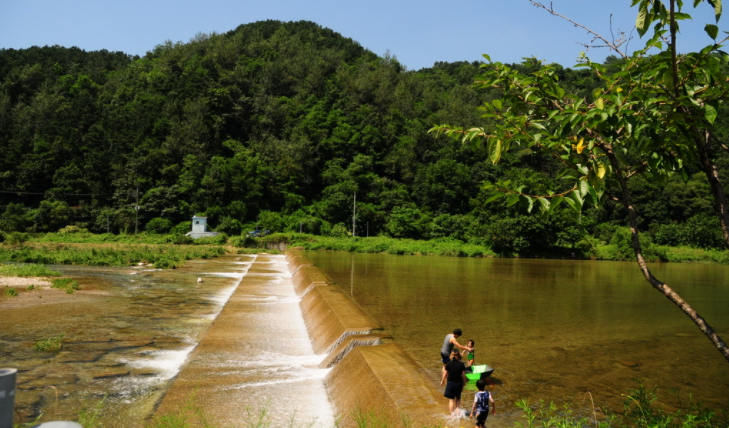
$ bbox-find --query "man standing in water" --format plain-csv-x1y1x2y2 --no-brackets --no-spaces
441,349,467,416
440,328,472,367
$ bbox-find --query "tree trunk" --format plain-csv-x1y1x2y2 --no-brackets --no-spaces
694,130,729,248
604,145,729,363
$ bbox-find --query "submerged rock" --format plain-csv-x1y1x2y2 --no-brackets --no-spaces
57,351,104,363
92,369,131,379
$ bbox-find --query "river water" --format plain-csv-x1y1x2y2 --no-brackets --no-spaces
305,252,729,424
3,252,728,427
0,254,332,427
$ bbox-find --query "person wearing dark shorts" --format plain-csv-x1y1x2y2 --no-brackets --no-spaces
440,349,467,416
470,379,495,427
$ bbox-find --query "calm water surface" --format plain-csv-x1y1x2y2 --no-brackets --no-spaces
305,252,729,421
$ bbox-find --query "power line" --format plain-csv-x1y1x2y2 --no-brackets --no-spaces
0,190,113,196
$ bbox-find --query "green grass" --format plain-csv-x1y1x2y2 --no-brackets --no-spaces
662,245,729,264
0,263,62,277
52,277,80,293
0,243,225,268
257,234,496,258
592,243,729,264
34,333,65,352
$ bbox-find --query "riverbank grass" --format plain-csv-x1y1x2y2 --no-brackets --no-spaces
0,242,225,268
0,263,62,277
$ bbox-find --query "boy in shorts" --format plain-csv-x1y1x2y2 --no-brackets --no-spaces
470,379,495,427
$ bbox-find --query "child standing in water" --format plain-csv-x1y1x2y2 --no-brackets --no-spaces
462,340,475,367
470,379,495,427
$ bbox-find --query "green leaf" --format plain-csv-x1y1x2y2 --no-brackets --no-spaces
506,194,520,207
705,101,719,124
708,0,723,21
537,197,550,211
706,24,720,39
551,195,564,211
489,139,503,164
636,3,650,36
485,193,504,204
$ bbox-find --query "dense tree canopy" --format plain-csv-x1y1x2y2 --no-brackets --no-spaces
0,19,726,254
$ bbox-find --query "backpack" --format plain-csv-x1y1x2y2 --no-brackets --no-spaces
476,391,490,413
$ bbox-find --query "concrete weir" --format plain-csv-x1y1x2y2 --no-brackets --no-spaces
287,250,444,427
156,251,443,427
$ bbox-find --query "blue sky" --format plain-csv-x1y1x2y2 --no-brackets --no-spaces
0,0,722,70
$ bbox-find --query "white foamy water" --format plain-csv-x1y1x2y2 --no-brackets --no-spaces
206,279,243,305
203,272,246,278
123,345,197,381
245,272,290,278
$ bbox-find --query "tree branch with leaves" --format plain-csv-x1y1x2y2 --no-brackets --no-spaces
431,0,729,363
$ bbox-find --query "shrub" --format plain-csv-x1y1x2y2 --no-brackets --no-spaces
215,216,243,235
5,232,29,246
146,217,173,234
170,234,194,245
386,206,431,240
653,215,724,249
198,233,228,245
229,235,257,248
653,223,683,247
258,210,285,233
328,223,350,238
170,221,192,235
593,222,620,243
0,202,31,232
488,215,551,255
609,227,667,262
58,225,88,234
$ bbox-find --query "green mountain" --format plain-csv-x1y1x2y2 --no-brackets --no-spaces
0,20,724,253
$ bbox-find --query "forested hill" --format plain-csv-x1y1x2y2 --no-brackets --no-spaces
0,20,726,254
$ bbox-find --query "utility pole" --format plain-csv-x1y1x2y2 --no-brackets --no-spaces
134,184,139,234
352,191,356,237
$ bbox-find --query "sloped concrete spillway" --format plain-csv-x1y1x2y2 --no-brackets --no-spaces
157,250,444,427
156,254,334,427
288,250,444,427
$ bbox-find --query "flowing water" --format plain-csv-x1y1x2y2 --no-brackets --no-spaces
305,252,729,425
155,253,334,428
4,251,729,427
0,254,332,427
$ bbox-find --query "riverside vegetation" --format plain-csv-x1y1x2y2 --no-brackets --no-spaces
2,229,728,264
1,19,729,258
3,4,729,427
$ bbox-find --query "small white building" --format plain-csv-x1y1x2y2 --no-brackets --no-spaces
186,215,219,239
